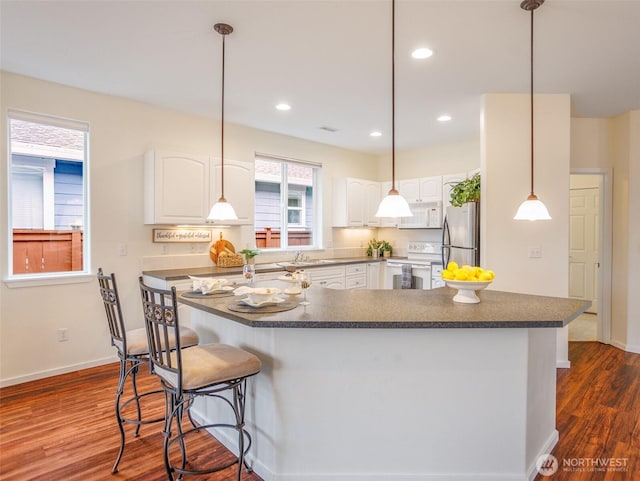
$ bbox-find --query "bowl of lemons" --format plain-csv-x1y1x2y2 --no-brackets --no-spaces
441,262,495,304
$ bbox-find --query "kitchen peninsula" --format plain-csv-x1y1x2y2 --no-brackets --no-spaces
178,285,589,481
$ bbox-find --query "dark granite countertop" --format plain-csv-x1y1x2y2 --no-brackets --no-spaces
143,257,385,281
178,285,590,329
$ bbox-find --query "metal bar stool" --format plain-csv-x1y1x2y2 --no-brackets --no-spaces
97,268,199,473
138,277,261,481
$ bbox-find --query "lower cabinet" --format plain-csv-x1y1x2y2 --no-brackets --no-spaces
345,264,367,290
366,262,381,289
310,266,346,289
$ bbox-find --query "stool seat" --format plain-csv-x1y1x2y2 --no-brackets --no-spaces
116,327,200,357
165,343,261,391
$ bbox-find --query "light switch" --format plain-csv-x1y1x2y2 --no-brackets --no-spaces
118,243,127,256
528,247,542,258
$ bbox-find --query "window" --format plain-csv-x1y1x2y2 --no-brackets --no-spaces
254,154,321,249
7,111,90,278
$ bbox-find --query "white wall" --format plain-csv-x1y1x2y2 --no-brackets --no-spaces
481,93,571,366
0,72,377,385
571,112,640,353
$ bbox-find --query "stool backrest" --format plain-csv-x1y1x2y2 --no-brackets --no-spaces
138,277,182,389
97,268,128,356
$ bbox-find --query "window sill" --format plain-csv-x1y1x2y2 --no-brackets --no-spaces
4,272,94,288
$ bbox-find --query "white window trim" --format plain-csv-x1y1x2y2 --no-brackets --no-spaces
255,153,322,250
5,110,91,283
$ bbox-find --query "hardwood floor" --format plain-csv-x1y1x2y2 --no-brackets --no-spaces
0,362,263,481
534,342,640,481
1,342,638,480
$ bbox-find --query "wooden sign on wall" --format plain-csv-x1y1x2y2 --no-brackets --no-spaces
152,228,212,243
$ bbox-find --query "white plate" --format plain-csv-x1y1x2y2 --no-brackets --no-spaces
239,297,286,308
208,285,234,293
284,287,302,296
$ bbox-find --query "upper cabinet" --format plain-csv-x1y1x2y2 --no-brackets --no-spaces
144,150,212,225
333,178,380,227
212,158,255,225
144,149,253,225
399,176,442,204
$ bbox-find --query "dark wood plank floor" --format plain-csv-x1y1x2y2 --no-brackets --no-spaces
0,362,263,481
1,342,638,480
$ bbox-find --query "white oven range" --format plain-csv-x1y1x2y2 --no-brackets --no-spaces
384,242,444,290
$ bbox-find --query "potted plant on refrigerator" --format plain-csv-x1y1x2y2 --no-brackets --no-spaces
448,173,480,207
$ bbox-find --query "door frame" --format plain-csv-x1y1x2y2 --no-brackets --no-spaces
570,168,612,343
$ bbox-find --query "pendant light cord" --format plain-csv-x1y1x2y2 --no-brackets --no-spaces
391,0,396,191
220,31,226,200
529,8,535,197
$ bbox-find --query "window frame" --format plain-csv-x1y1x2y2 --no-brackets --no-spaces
5,110,91,285
254,153,322,251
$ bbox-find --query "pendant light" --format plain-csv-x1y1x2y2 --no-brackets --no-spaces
375,0,413,218
514,0,551,221
207,23,238,221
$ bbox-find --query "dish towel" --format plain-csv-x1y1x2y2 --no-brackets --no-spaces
401,264,413,289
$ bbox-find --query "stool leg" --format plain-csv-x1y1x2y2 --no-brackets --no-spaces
234,380,248,481
112,357,127,473
129,361,142,437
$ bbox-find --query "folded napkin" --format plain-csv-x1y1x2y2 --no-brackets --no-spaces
233,286,253,297
189,276,227,294
401,264,413,289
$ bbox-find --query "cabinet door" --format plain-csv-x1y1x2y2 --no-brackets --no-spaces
363,181,381,226
367,263,380,288
212,158,254,225
419,176,443,203
144,150,211,224
347,179,365,226
399,179,420,203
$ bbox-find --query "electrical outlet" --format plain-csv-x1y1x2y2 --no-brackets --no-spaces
57,328,69,342
160,244,168,254
528,247,542,258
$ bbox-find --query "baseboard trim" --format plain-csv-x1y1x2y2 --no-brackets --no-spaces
556,360,571,368
526,429,559,481
0,355,118,388
609,339,640,354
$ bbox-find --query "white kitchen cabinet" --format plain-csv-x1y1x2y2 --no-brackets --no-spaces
345,264,367,290
310,265,346,289
144,149,253,225
366,262,380,288
399,176,442,203
212,158,254,225
363,181,381,227
333,178,363,227
333,178,380,227
144,150,212,224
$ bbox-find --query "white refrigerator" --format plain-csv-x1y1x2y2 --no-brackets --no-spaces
441,202,480,267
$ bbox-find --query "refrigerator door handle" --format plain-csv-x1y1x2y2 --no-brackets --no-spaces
442,245,450,267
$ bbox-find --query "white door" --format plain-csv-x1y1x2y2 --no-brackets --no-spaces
569,187,599,313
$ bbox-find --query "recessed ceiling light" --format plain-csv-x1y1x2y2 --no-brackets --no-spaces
370,131,382,137
437,115,452,122
411,48,433,59
275,103,291,111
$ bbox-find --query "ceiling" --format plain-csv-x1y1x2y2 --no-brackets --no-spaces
1,0,639,154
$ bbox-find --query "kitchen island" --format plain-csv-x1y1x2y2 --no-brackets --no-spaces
180,286,589,481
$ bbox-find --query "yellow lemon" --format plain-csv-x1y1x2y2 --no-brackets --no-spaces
447,261,459,272
485,270,495,280
454,270,469,281
441,269,455,280
479,271,493,281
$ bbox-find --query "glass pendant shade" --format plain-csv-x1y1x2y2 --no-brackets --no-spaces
207,196,238,221
514,194,551,221
375,188,413,218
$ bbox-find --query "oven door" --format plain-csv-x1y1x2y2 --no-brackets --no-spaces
385,262,432,290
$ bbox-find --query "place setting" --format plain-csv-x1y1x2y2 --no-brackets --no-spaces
227,282,308,313
182,276,236,298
